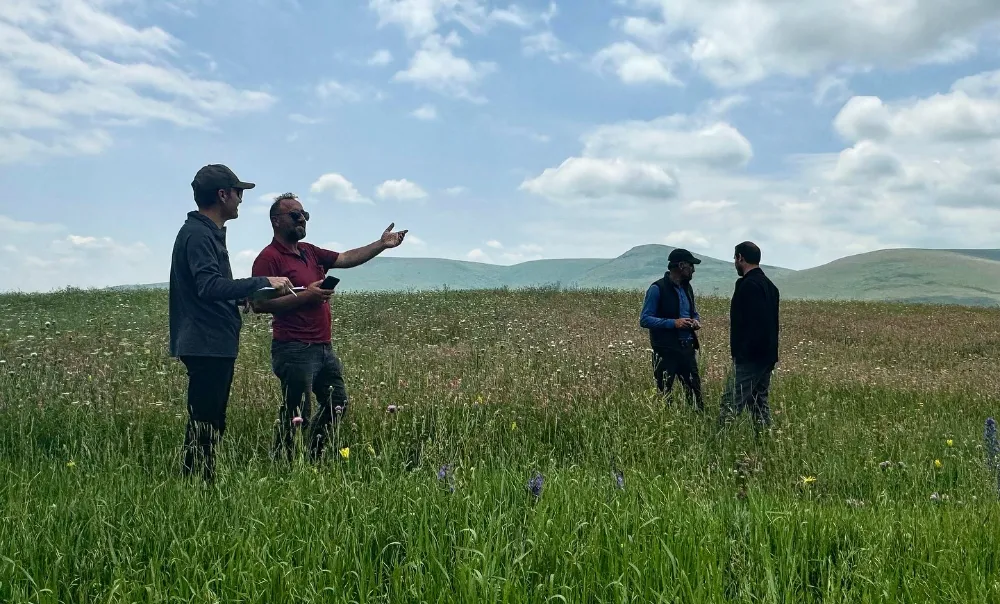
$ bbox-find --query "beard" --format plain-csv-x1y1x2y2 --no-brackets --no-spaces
736,265,745,276
289,225,306,241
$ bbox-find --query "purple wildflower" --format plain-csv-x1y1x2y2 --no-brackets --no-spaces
437,464,450,480
526,472,544,498
612,469,625,489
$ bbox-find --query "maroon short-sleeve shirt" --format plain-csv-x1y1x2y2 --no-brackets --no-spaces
251,238,340,343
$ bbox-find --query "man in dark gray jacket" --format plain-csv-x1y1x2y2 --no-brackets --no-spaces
169,164,291,482
718,241,780,435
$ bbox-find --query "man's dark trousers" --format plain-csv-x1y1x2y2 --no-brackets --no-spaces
718,361,774,432
179,355,236,481
270,340,349,462
652,340,703,410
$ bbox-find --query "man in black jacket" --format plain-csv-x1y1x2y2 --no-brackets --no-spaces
168,164,292,482
718,241,780,433
640,248,704,410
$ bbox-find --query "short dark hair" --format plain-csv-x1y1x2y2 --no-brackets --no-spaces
193,186,222,208
735,241,761,264
269,192,298,216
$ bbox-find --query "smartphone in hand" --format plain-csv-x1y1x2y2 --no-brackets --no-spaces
320,275,340,290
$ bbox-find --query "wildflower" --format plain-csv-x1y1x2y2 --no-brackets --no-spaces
879,460,892,470
526,472,544,498
934,459,943,469
437,464,450,480
339,447,350,460
366,443,376,456
291,416,303,426
801,476,817,485
845,498,865,508
335,406,343,414
386,404,397,413
946,439,954,447
511,421,517,431
66,460,76,468
612,469,625,489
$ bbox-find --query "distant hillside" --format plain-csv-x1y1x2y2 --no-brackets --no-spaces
773,248,1000,307
112,245,1000,307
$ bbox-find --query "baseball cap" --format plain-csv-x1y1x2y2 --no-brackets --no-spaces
668,248,701,264
191,164,255,194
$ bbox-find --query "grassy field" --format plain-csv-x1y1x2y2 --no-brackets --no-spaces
1,287,999,603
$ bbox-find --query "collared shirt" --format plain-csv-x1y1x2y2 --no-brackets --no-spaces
168,211,269,358
251,238,340,343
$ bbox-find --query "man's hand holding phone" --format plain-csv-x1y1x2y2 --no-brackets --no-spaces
304,277,337,302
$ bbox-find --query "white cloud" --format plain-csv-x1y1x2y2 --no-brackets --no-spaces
486,239,503,249
289,113,324,124
411,104,438,120
444,186,467,195
664,230,710,249
522,30,575,63
592,41,678,85
0,2,275,163
309,173,372,204
612,0,1000,87
519,67,1000,268
404,234,427,247
466,248,490,262
367,49,393,66
520,157,679,204
375,178,428,200
315,79,364,102
392,32,496,102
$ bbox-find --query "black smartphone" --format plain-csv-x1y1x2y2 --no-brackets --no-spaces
320,275,340,290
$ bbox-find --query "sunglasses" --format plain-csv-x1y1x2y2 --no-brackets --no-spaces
273,210,310,222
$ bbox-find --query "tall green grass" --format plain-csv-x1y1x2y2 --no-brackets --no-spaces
0,287,998,602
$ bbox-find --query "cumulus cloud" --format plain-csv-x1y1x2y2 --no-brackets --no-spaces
309,173,372,204
519,68,1000,268
375,178,428,200
591,41,678,85
411,104,438,120
606,0,1000,87
0,1,275,164
0,222,153,292
392,32,496,102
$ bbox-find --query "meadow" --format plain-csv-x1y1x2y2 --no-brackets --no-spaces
1,286,999,603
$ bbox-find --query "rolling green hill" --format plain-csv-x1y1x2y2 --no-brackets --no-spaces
111,245,1000,307
772,248,1000,307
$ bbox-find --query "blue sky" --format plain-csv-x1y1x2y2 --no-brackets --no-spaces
2,0,1000,292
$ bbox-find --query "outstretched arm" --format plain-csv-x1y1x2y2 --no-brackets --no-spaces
332,223,407,268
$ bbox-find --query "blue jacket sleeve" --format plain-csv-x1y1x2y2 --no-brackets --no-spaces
639,284,676,329
186,232,269,302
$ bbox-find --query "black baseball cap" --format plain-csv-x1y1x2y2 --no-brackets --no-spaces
668,248,701,264
191,164,255,194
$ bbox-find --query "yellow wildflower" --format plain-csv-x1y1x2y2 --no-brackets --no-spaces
801,475,816,485
934,459,943,469
66,460,76,468
946,439,954,447
339,447,350,460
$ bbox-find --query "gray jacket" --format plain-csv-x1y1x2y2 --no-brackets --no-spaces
168,211,269,358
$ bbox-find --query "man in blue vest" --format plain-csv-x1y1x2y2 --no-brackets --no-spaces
639,248,704,410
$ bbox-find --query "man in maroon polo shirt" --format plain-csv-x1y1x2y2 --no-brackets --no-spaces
251,192,407,462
